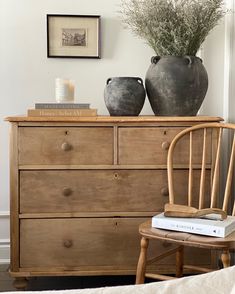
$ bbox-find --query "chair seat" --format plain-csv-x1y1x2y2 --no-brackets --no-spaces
139,220,235,250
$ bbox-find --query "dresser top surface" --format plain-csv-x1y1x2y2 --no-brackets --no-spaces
5,115,223,123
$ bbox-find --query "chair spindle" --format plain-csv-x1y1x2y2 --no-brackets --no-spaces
199,128,207,209
223,132,235,212
188,132,193,206
232,200,235,216
211,128,222,208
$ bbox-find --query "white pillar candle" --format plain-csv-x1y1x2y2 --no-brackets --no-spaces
55,78,75,103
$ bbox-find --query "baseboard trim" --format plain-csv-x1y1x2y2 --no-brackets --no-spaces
0,239,10,245
0,211,10,218
0,243,10,264
0,212,10,264
0,258,10,265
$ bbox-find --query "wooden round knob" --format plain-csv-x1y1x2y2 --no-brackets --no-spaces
61,142,72,151
63,239,73,248
62,187,72,197
161,141,170,150
161,187,169,197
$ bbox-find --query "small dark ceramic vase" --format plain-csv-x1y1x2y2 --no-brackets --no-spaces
145,56,208,116
104,77,146,116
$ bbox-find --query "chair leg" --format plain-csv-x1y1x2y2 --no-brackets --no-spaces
176,245,184,278
221,249,230,268
136,237,149,284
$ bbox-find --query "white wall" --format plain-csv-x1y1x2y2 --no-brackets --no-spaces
200,20,226,118
227,0,235,123
0,0,229,263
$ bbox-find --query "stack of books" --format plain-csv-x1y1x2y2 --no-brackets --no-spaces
27,103,97,117
152,213,235,237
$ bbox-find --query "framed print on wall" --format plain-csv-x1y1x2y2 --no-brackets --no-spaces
47,14,101,58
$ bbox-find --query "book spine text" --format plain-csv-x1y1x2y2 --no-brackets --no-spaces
152,218,225,237
28,109,97,117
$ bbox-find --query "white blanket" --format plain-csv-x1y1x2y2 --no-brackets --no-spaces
4,267,235,294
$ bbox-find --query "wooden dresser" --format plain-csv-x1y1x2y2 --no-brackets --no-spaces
6,115,222,289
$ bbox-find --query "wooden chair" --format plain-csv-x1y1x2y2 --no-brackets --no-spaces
136,122,235,284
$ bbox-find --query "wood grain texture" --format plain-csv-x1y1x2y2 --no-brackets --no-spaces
188,131,193,206
146,247,180,265
137,123,235,282
221,250,231,268
20,170,165,213
7,116,223,286
199,128,207,209
183,265,213,273
164,203,227,219
5,115,223,123
223,134,235,211
18,164,213,170
144,273,176,280
12,278,28,290
9,123,19,272
19,212,156,218
119,127,211,165
18,127,113,165
176,246,184,278
168,126,215,209
210,128,222,208
19,170,210,214
20,218,146,268
135,237,149,284
139,220,235,248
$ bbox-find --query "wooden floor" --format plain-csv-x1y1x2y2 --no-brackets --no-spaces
0,265,15,292
0,265,138,292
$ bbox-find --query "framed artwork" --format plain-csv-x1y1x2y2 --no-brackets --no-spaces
47,14,101,58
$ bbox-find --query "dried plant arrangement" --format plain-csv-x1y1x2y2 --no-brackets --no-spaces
120,0,226,56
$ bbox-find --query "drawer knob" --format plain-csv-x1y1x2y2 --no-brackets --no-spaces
161,187,169,197
62,187,73,197
61,142,72,151
161,141,170,150
63,239,73,248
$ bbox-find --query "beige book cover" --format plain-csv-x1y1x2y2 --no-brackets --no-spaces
27,108,97,117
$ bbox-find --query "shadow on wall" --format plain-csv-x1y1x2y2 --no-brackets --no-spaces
101,17,122,59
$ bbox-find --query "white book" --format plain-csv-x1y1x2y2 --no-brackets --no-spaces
152,213,235,237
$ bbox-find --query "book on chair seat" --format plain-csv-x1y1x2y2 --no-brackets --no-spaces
152,213,235,237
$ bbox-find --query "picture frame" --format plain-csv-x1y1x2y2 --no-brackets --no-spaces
47,14,101,58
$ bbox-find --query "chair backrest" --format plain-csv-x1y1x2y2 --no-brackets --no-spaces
167,122,235,214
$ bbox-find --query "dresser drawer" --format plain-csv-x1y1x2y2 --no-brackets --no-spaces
20,218,146,268
118,127,212,165
20,170,211,213
18,127,113,165
20,218,211,269
20,170,165,213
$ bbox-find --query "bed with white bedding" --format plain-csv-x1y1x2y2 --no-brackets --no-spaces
3,266,235,294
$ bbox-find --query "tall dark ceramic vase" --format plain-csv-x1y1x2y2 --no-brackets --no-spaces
145,56,208,116
104,77,146,116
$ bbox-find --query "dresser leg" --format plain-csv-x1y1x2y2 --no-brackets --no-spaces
13,277,28,290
